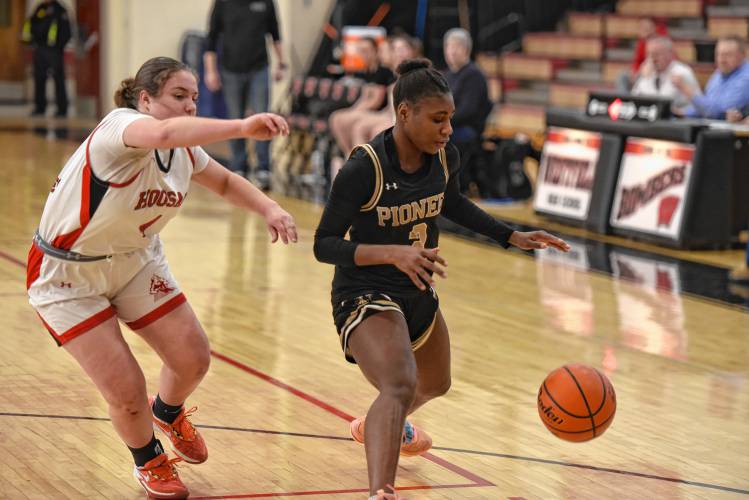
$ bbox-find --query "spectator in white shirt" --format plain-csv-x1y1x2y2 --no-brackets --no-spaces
632,36,700,110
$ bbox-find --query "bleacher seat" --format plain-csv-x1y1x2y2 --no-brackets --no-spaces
568,13,604,37
476,53,502,78
303,77,319,99
616,0,703,17
603,60,632,82
484,103,546,138
605,14,644,39
502,53,559,81
523,33,604,60
549,82,613,109
504,85,551,106
487,78,503,103
556,65,606,85
674,39,697,63
708,16,749,38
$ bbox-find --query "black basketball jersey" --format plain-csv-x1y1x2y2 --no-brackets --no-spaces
352,133,450,248
331,129,457,299
314,128,514,303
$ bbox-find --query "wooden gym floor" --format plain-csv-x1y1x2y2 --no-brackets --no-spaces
0,127,747,499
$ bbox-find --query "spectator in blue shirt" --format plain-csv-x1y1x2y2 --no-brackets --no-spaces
673,36,749,119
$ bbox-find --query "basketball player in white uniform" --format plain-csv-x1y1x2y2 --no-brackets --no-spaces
26,57,296,499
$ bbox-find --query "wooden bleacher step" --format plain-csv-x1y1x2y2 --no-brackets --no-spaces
707,5,749,16
504,88,550,106
606,47,634,61
556,68,605,85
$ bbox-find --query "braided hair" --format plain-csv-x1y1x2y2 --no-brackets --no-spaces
392,58,451,109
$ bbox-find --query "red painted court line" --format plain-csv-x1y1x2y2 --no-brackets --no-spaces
0,250,24,268
420,451,494,487
1,249,494,496
210,350,355,422
191,488,369,499
192,483,483,499
210,349,495,494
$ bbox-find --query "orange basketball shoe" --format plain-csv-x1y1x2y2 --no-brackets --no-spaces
133,453,188,499
350,417,432,457
371,484,406,499
149,396,208,464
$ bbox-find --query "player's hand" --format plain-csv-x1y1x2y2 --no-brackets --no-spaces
241,113,290,140
273,65,287,82
509,230,570,252
205,70,221,92
263,203,297,244
388,246,447,291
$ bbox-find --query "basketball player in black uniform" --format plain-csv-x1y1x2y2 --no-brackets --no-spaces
314,59,570,499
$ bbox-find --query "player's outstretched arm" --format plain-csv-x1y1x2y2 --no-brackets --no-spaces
192,159,297,244
443,192,569,253
441,145,569,252
123,113,289,150
508,230,570,251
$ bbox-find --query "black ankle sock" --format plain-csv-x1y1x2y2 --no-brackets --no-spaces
152,394,184,424
129,434,164,467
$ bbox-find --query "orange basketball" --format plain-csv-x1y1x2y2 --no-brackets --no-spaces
537,363,616,442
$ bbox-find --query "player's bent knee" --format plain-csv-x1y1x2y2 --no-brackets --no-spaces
104,381,148,416
194,348,211,378
176,344,211,380
382,376,418,407
162,323,211,378
189,336,211,377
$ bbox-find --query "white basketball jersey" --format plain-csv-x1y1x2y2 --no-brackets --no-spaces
37,108,210,255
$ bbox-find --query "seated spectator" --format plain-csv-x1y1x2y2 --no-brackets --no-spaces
347,34,422,149
443,28,491,146
616,18,669,92
674,36,749,119
329,37,395,156
442,28,492,193
632,36,700,109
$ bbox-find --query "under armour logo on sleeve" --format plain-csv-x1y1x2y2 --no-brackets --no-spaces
385,182,398,191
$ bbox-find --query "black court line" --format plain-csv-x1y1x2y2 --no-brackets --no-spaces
433,446,749,496
0,412,110,422
0,412,351,442
3,411,747,496
196,423,352,442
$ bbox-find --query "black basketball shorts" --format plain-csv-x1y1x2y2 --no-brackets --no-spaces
332,288,439,363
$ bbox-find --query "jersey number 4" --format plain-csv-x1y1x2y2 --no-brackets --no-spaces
409,222,427,248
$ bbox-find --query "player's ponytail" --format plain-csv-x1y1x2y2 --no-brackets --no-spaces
393,58,450,109
112,57,197,109
114,78,137,109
